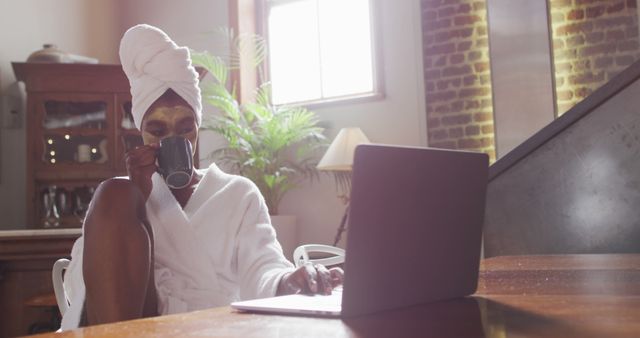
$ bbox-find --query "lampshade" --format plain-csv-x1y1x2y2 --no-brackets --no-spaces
317,127,370,171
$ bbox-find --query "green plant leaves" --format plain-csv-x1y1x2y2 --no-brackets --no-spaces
192,32,326,215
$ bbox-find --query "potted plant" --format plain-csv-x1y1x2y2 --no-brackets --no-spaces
191,32,325,257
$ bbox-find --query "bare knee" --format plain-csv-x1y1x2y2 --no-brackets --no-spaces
83,178,147,235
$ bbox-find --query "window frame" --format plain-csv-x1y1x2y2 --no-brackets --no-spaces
257,0,385,108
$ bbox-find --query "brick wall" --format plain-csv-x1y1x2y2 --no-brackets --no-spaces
550,0,640,115
420,0,496,162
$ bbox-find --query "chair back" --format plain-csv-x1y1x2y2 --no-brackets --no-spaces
293,244,345,268
52,258,70,315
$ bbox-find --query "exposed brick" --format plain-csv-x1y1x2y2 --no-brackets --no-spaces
477,26,487,36
442,114,472,125
457,41,473,52
465,100,480,109
427,117,441,129
449,127,464,138
553,39,565,49
606,29,625,41
425,69,442,80
423,10,438,20
457,3,471,13
430,141,457,149
426,90,456,102
555,22,594,36
442,65,472,77
594,56,614,68
585,31,605,43
481,137,494,147
574,87,593,98
556,90,574,101
426,18,452,31
594,16,634,30
475,38,489,48
468,51,482,61
568,71,605,85
435,104,451,113
615,54,635,66
435,55,447,67
481,124,494,134
438,6,457,18
474,112,493,122
567,9,585,21
628,0,637,8
426,81,436,92
586,5,606,19
555,62,572,72
451,78,462,87
480,75,491,85
460,87,490,98
451,100,464,111
551,12,565,25
463,75,477,86
481,99,492,108
465,125,480,136
430,129,449,140
556,48,578,59
454,15,481,26
572,59,591,71
472,1,485,11
618,40,639,52
606,1,625,14
458,138,482,148
550,0,572,9
556,77,565,87
626,26,639,38
473,62,490,72
450,53,465,64
437,80,450,90
425,42,456,56
567,35,585,47
557,103,575,114
578,43,617,57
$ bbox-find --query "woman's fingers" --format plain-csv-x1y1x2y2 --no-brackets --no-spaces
314,264,333,295
328,267,344,288
277,263,343,296
303,263,318,293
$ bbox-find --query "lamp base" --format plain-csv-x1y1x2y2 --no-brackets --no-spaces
333,205,349,246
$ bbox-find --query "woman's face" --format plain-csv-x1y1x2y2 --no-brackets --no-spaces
141,104,198,155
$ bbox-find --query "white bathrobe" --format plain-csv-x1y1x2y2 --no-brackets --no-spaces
60,164,294,330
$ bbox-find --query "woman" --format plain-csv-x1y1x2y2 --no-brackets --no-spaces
60,24,342,330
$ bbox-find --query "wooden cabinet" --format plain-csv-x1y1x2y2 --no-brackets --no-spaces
0,229,80,337
13,63,201,228
13,63,139,228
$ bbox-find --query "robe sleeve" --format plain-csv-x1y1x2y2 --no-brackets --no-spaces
235,187,295,300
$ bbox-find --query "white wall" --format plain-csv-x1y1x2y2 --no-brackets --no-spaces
0,0,120,229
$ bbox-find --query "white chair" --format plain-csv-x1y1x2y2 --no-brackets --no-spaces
292,244,345,268
52,258,71,316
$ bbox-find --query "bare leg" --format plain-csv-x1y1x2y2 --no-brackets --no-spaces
82,178,158,325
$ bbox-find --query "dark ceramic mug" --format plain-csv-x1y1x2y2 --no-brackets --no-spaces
157,136,193,189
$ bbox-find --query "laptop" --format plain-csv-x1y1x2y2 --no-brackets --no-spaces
231,144,489,317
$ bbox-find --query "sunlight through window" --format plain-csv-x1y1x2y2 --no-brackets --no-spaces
267,0,375,105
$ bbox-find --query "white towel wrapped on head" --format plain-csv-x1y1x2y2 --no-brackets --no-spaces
119,24,202,130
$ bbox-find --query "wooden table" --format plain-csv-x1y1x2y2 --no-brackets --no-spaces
30,254,640,337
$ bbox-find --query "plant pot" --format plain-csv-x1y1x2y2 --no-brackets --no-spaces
270,215,298,262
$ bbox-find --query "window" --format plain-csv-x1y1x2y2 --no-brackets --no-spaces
265,0,380,105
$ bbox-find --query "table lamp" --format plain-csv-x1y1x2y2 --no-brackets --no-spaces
317,127,370,246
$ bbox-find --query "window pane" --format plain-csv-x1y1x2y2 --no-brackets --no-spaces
318,0,373,97
268,0,322,104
